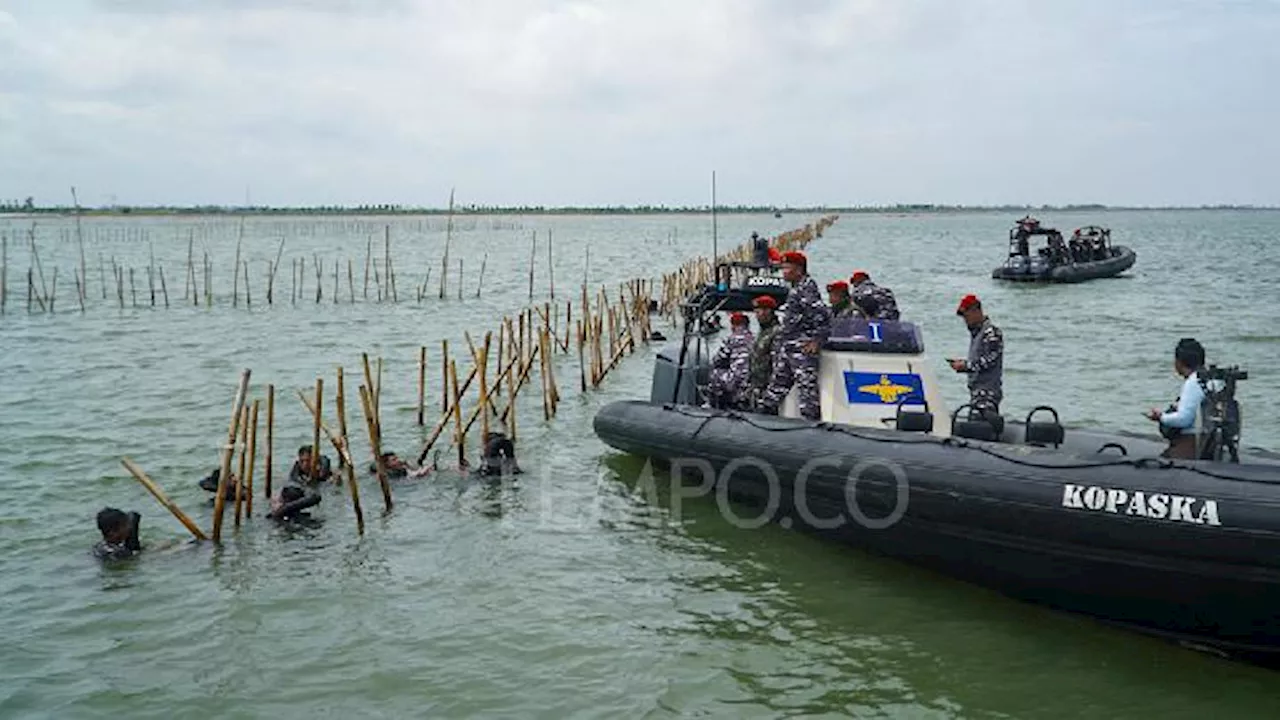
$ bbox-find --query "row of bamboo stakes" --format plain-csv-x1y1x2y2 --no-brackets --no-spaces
112,216,837,541
4,220,581,314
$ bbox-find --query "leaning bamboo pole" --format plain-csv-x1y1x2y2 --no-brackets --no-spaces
120,458,209,541
234,404,249,527
358,385,393,512
417,345,427,426
312,378,323,479
335,367,364,533
212,370,251,543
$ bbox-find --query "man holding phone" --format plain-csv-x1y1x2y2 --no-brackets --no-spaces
947,294,1004,418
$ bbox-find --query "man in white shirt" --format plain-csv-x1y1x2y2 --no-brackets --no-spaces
1146,338,1206,459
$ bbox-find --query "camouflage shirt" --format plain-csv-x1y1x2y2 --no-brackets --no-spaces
851,282,901,321
713,328,755,381
778,276,833,346
750,319,781,388
966,318,1004,394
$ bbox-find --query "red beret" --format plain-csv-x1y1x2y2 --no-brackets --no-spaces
781,251,807,266
850,270,869,283
767,247,782,263
752,295,778,310
730,312,748,326
956,294,981,314
826,280,848,292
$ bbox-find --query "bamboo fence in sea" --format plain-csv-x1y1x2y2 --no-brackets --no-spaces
118,215,838,540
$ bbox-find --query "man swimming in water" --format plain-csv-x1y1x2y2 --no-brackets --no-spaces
267,486,322,522
93,507,141,561
368,452,411,479
477,427,522,476
197,468,238,501
289,445,333,485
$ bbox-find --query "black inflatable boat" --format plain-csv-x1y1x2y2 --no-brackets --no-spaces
992,220,1136,283
593,275,1280,667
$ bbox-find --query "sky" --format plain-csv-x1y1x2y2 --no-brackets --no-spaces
0,0,1277,208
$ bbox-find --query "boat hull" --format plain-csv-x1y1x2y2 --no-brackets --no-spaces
993,245,1137,283
594,399,1280,666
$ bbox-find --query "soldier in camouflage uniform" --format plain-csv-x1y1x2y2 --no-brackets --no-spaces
849,271,901,321
707,313,755,409
826,280,859,319
949,294,1004,417
759,251,833,420
745,295,781,410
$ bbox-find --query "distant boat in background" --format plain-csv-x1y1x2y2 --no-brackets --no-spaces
992,217,1136,283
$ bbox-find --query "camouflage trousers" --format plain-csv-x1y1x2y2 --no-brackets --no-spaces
759,343,821,420
969,387,1002,417
707,368,748,409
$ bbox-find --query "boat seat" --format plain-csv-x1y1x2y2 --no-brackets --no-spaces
894,396,934,433
1024,406,1064,448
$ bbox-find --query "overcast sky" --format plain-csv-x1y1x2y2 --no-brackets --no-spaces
1,0,1277,207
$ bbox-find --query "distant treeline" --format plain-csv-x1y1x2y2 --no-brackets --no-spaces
0,201,1276,217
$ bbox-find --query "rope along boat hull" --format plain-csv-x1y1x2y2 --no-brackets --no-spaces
594,399,1280,666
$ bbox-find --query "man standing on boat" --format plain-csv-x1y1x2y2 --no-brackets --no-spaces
849,271,901,321
746,295,781,410
759,251,832,420
949,294,1004,417
826,280,858,319
1145,338,1206,460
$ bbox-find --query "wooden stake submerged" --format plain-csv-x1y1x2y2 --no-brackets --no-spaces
120,458,209,541
358,385,393,512
417,345,427,426
212,370,252,543
265,384,275,500
246,400,259,518
234,405,249,527
335,367,364,533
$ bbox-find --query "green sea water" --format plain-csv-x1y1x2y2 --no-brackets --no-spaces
1,210,1277,719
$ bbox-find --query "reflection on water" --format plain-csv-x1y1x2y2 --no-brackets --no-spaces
1,211,1278,717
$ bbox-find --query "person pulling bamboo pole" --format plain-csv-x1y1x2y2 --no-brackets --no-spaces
358,385,393,512
212,369,251,543
119,458,209,541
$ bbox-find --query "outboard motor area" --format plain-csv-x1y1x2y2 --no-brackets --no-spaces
780,319,953,436
650,338,711,405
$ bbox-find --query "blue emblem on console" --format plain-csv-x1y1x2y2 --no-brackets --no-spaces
844,371,925,405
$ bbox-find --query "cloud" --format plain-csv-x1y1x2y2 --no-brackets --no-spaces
0,0,1277,206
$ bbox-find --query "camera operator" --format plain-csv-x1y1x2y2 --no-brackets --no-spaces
1145,338,1206,459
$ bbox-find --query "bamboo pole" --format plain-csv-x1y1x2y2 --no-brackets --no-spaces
265,384,275,499
479,333,491,445
385,225,397,303
312,378,323,478
333,254,339,305
348,258,355,303
375,356,383,419
232,234,242,307
129,267,137,307
212,369,251,543
457,258,463,300
358,385,393,512
74,269,84,313
159,266,169,308
417,345,427,426
449,360,464,466
528,230,536,301
363,235,371,300
547,227,554,300
246,400,259,518
72,187,86,302
234,405,248,527
243,260,252,307
475,253,487,298
577,319,587,391
204,251,211,306
269,238,285,304
119,458,209,541
101,251,109,301
440,339,449,413
439,188,453,300
335,367,364,533
291,258,297,305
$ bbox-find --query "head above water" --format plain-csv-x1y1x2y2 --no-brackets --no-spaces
97,507,131,543
1174,338,1205,376
297,445,313,459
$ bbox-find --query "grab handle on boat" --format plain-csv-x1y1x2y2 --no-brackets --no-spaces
894,394,933,433
1024,405,1064,448
1097,442,1128,456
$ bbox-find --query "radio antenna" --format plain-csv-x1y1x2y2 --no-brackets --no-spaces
710,170,718,283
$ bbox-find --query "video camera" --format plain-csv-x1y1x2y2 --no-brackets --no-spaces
1196,363,1247,463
